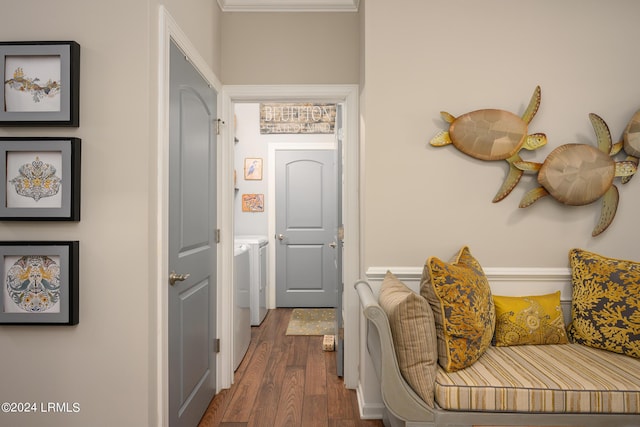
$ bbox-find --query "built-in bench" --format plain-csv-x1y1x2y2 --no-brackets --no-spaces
355,275,640,427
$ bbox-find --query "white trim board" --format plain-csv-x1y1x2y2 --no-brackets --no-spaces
365,266,573,299
217,0,359,12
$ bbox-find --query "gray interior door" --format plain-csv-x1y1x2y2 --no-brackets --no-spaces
275,149,337,307
168,41,217,427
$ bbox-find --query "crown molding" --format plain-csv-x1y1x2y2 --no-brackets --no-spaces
217,0,359,12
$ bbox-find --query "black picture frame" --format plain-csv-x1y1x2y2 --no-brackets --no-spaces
0,137,81,221
0,41,80,127
0,241,79,325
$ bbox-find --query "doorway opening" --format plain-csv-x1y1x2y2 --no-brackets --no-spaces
221,85,359,390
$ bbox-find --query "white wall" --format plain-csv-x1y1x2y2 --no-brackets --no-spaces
362,0,640,270
221,12,360,84
0,1,221,426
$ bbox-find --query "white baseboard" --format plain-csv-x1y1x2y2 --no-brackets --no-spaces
356,383,386,419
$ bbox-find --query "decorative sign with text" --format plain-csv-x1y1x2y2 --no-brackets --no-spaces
260,103,336,134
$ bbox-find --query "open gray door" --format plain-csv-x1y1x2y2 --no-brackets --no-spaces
168,40,217,427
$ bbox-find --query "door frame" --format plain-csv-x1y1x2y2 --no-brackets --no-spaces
268,143,337,308
221,85,360,389
156,7,223,425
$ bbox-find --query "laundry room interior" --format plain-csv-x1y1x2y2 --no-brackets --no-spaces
232,101,340,368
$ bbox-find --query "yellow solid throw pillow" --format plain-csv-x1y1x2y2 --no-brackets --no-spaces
567,248,640,359
420,246,495,372
493,292,568,346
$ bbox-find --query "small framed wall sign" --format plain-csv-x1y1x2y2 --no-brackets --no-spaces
0,137,81,221
0,241,79,325
0,41,80,127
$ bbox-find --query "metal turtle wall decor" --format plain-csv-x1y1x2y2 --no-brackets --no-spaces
514,113,637,237
430,86,547,202
620,109,640,184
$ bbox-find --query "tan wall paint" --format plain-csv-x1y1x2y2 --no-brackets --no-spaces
362,0,640,269
221,12,360,84
0,1,221,426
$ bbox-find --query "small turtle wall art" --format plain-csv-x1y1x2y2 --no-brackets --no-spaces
514,113,637,237
620,109,640,184
429,86,547,202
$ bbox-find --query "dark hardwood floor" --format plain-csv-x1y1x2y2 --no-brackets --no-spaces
198,308,384,427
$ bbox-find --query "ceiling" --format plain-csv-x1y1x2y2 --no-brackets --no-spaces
217,0,359,12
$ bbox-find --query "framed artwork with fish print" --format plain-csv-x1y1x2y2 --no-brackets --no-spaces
0,241,79,325
0,41,80,126
0,137,81,221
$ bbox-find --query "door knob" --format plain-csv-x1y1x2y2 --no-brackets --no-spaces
277,234,286,241
329,241,337,248
169,271,190,286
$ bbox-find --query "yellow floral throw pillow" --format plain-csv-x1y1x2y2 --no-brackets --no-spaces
493,292,568,346
420,246,495,372
567,248,640,359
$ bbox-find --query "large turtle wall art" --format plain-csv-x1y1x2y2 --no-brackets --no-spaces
514,113,637,237
430,86,547,202
620,109,640,184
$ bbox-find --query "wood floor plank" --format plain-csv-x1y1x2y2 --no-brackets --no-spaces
198,388,233,427
305,336,327,396
273,366,305,426
301,394,329,427
246,347,288,427
326,350,357,421
221,340,273,423
287,334,310,367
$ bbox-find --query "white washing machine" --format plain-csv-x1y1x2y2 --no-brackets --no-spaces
233,244,251,371
235,235,269,325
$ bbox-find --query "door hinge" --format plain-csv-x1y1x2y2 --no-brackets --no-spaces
216,118,225,135
213,338,220,354
215,229,221,243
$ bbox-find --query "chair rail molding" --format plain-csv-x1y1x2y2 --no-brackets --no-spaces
217,0,359,12
365,266,573,299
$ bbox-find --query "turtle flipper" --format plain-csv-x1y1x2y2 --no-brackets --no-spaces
593,185,619,236
430,130,453,147
440,111,456,123
493,159,523,203
621,155,639,184
513,160,543,172
610,141,624,156
521,86,542,124
589,113,613,154
519,187,549,208
615,159,638,178
522,133,547,151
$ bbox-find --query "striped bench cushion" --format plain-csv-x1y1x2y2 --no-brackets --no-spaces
435,343,640,413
